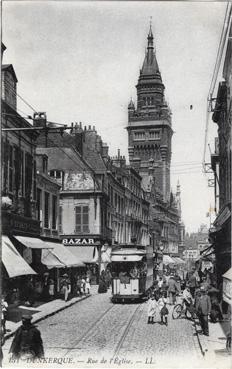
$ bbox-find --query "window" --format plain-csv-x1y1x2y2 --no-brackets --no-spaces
75,205,89,233
149,130,160,140
134,131,145,140
52,195,57,230
43,157,47,173
33,160,36,200
36,188,42,221
58,206,63,233
8,145,13,192
21,150,25,196
44,192,50,228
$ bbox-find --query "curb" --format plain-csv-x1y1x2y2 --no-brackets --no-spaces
4,294,91,341
193,318,208,357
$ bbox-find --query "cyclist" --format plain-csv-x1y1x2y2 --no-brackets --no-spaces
182,285,194,314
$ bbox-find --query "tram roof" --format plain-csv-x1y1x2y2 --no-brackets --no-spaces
111,248,146,256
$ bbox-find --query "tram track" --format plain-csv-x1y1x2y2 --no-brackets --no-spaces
112,302,144,359
64,300,145,360
64,303,115,356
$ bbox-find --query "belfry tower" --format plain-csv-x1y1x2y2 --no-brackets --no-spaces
127,25,173,202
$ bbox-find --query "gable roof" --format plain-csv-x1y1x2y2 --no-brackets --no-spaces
2,64,18,82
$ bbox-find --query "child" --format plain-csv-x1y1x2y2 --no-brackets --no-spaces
85,276,91,294
158,293,169,325
81,276,86,295
147,294,159,324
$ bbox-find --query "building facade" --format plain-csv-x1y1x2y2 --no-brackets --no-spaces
126,26,182,258
210,20,231,289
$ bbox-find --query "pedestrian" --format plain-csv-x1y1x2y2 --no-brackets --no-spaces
209,294,223,323
48,278,55,299
76,276,82,296
42,273,50,302
158,293,169,325
167,274,179,305
9,314,44,360
158,277,163,294
188,269,198,297
98,271,107,293
60,274,71,302
1,319,5,366
1,297,8,335
85,276,91,294
81,276,86,295
147,294,159,324
195,287,211,336
105,269,112,288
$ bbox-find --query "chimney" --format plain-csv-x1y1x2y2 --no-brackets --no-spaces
102,143,109,159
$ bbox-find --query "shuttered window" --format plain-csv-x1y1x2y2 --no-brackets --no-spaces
58,206,63,233
8,145,13,193
44,192,50,228
75,205,89,233
52,195,57,230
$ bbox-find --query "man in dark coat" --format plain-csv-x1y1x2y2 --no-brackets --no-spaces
167,275,179,305
196,287,211,336
9,314,44,360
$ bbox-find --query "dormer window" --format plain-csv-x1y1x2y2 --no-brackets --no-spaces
42,157,48,173
49,170,63,179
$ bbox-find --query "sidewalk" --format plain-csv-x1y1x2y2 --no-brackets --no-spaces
4,285,99,341
194,315,231,366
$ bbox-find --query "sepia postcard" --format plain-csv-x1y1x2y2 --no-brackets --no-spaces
1,1,231,369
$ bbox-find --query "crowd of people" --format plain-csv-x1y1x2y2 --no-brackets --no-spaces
146,266,227,337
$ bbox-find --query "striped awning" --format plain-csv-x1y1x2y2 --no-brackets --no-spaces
2,236,36,278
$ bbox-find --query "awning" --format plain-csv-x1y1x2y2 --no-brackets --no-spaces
66,246,99,264
222,267,232,304
14,236,53,249
2,236,36,278
41,249,65,269
44,242,85,267
163,255,176,265
213,204,231,230
223,268,232,281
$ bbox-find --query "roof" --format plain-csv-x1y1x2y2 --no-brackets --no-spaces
2,64,18,82
140,28,159,77
84,148,106,172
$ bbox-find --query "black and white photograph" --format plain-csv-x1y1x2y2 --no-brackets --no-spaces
1,1,231,368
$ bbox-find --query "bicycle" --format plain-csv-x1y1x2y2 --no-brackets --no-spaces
172,300,197,320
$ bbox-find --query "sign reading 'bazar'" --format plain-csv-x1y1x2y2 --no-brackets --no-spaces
63,238,96,245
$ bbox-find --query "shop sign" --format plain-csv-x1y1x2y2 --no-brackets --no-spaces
62,238,97,246
2,211,40,235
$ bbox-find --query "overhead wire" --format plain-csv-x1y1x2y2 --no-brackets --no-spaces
203,2,232,166
2,78,38,114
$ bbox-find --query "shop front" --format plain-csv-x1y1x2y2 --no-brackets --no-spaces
209,203,231,288
222,268,232,316
2,211,41,304
62,236,103,284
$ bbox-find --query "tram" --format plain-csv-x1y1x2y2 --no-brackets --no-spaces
111,245,154,302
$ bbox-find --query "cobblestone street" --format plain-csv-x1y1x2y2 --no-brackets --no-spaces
3,290,205,368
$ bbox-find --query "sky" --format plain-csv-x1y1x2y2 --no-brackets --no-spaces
2,1,228,233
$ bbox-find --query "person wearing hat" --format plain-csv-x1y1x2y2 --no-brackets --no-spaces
9,314,44,360
60,274,71,301
195,287,211,336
